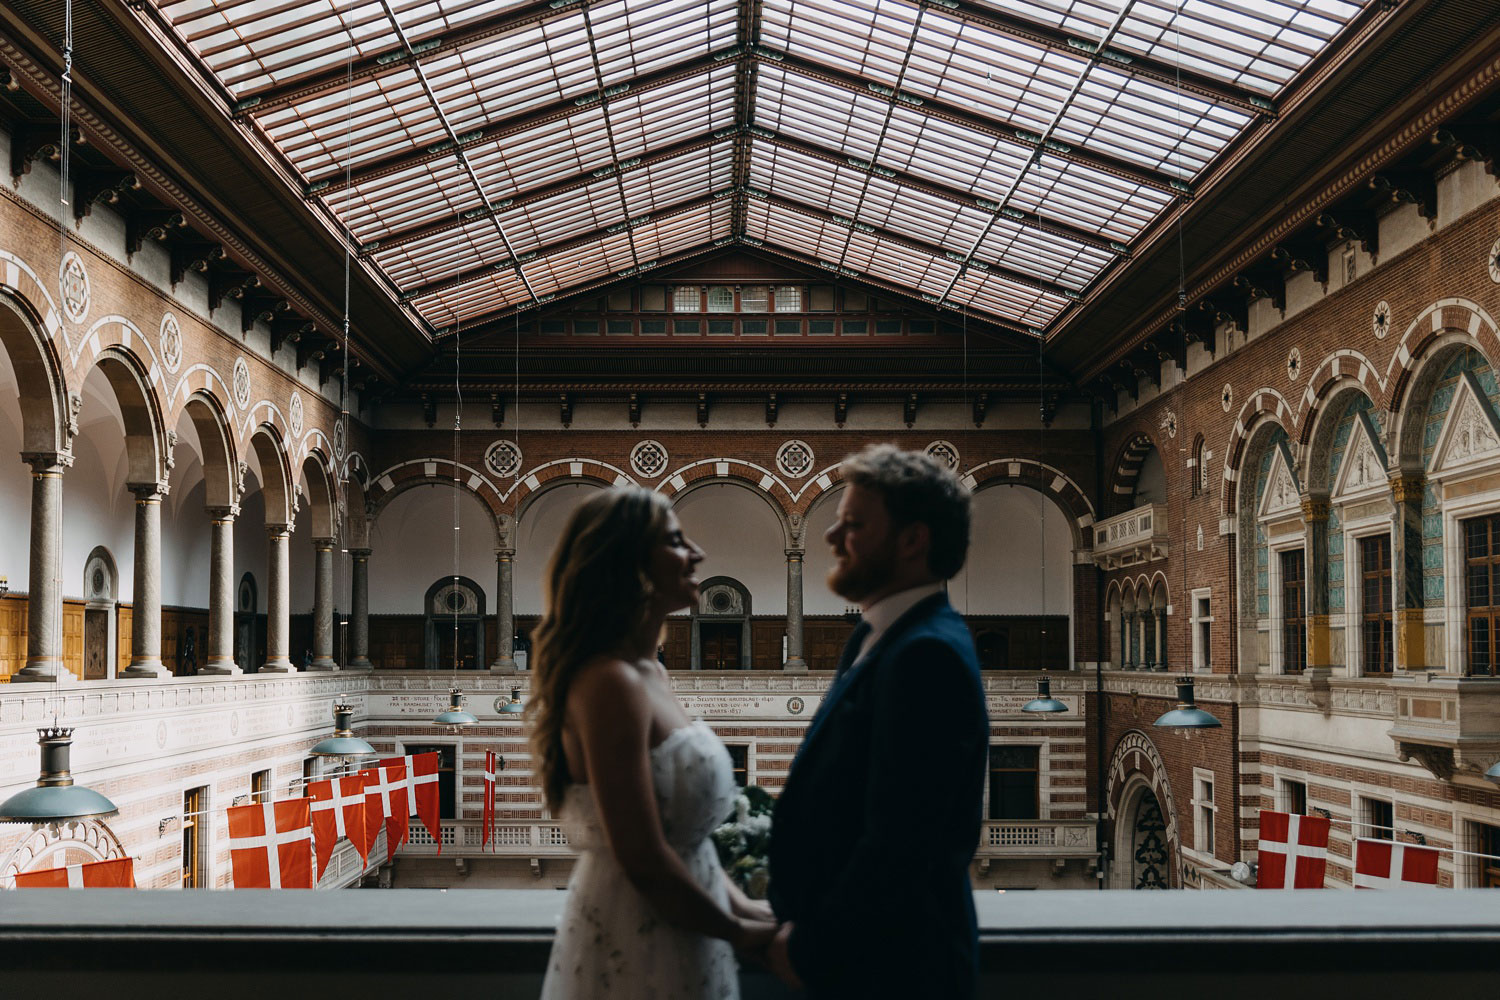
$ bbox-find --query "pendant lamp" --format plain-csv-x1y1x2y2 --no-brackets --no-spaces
1021,672,1068,713
0,728,118,823
309,702,375,757
1152,677,1221,730
498,686,525,714
434,688,478,727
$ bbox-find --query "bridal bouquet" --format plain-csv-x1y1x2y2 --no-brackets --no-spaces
711,785,773,899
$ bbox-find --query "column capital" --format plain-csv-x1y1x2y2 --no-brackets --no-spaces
1389,472,1425,504
128,481,167,502
349,547,372,559
266,522,292,539
313,536,338,551
1299,496,1330,522
785,547,804,559
495,547,516,560
21,451,72,473
206,504,240,521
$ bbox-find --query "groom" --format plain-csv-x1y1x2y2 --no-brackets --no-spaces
767,444,988,998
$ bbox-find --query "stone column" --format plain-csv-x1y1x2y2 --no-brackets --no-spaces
12,453,71,682
784,547,807,670
1120,611,1135,669
309,537,337,670
1390,472,1426,670
123,483,168,678
261,525,294,672
347,548,373,671
202,508,240,674
1154,608,1168,671
1301,496,1333,672
490,547,516,670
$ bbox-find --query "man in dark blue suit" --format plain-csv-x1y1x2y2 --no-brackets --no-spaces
767,444,988,998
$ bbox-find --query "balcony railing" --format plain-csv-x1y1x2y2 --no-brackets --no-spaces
977,819,1096,858
1093,502,1169,569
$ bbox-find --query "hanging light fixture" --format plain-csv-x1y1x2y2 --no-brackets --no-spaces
0,728,118,823
432,274,476,728
498,686,525,714
1021,671,1068,713
309,702,375,757
1484,759,1500,782
435,688,479,728
1152,676,1221,730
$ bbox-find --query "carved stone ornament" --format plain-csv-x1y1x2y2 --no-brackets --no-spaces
1286,347,1302,382
289,392,304,439
788,512,805,547
59,251,90,324
1388,472,1424,505
1332,417,1388,501
1158,410,1177,439
163,429,177,471
1372,299,1392,339
232,357,251,410
1221,383,1234,413
159,313,183,374
1431,371,1500,476
1396,741,1455,782
1257,446,1301,522
66,391,82,443
699,583,745,616
497,513,514,549
1489,238,1500,284
235,461,249,501
1,819,127,881
629,439,668,479
776,440,814,478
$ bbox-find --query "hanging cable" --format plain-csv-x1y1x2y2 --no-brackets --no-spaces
53,0,75,718
337,31,355,662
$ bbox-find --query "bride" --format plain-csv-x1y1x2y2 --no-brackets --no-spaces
531,488,778,999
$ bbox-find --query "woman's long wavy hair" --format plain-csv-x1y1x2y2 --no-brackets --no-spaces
528,487,673,813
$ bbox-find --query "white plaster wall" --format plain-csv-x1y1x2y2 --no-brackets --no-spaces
60,370,136,603
162,410,211,608
514,482,603,615
674,483,787,615
803,485,847,616
368,486,499,614
950,485,1074,618
0,349,30,591
233,468,269,613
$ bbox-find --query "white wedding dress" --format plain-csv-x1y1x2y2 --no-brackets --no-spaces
540,721,740,1000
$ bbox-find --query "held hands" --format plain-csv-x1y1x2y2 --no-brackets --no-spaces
730,916,779,956
764,921,804,990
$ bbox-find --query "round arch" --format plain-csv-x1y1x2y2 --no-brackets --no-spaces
179,390,238,510
0,287,68,456
1105,729,1180,890
1302,378,1382,495
246,425,294,526
1389,330,1500,473
667,473,794,547
81,346,166,488
298,450,337,540
1105,431,1161,514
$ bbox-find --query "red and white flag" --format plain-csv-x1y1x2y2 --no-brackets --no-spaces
308,775,370,874
483,750,498,851
379,752,442,851
361,763,409,862
228,799,314,889
15,857,136,888
1256,810,1330,889
1354,838,1440,889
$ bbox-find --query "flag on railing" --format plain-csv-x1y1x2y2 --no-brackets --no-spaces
14,857,136,888
379,752,442,852
228,799,314,889
361,763,409,862
1354,838,1440,889
309,775,370,873
483,750,498,851
1256,810,1329,889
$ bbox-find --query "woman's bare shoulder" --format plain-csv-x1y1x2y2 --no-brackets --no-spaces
569,654,650,704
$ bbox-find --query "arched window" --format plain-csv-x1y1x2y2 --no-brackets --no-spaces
1191,435,1207,497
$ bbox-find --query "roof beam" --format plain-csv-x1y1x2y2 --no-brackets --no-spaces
729,0,759,240
934,0,1272,116
758,129,1123,254
359,132,729,255
758,190,1075,302
764,49,1180,195
231,0,584,115
307,54,721,194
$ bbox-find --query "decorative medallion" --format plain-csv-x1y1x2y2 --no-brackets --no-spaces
159,313,183,374
924,440,960,470
59,251,90,324
485,440,522,479
1372,299,1391,339
786,696,805,715
232,357,251,410
629,439,668,479
288,392,304,439
155,721,168,750
1286,347,1302,381
333,418,346,461
1489,238,1500,283
776,440,814,478
1221,383,1234,413
1196,524,1204,552
1159,411,1177,439
230,711,240,737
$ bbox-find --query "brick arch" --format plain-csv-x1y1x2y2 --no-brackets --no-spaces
165,363,233,422
179,389,238,511
511,459,637,521
1388,325,1500,473
82,344,169,488
1105,729,1181,889
1301,377,1381,495
235,398,291,444
0,284,69,456
1105,430,1159,514
1220,388,1295,518
662,467,796,545
1295,349,1387,442
74,315,167,396
245,423,295,527
962,458,1095,549
0,248,68,352
658,457,800,510
1384,297,1500,417
366,458,506,537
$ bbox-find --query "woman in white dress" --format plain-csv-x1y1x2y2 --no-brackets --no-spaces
531,488,779,999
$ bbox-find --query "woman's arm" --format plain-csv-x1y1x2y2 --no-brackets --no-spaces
570,660,776,950
722,871,775,921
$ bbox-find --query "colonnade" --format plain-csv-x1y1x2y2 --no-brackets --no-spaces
1118,607,1168,671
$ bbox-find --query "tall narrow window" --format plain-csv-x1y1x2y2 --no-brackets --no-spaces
182,786,206,888
1281,779,1308,816
404,744,458,819
988,746,1040,820
1194,772,1216,856
1281,549,1306,674
725,745,749,787
1478,823,1500,888
1191,592,1213,671
250,769,271,804
1359,534,1393,674
1361,797,1393,841
1464,515,1500,676
1190,436,1206,498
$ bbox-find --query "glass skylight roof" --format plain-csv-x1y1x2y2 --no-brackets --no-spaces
141,0,1372,335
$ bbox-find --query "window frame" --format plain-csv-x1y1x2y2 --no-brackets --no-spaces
1190,587,1213,672
1192,767,1217,859
986,743,1043,822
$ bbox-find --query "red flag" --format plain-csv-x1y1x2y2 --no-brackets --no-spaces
15,857,135,888
308,775,370,874
1354,839,1440,889
379,752,442,852
1256,810,1330,889
361,763,409,862
227,799,314,889
483,750,498,851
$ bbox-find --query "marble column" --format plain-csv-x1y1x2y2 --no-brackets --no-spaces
784,547,807,671
490,547,516,670
1390,472,1426,670
123,483,168,678
347,548,373,671
261,525,294,672
12,453,71,682
202,508,240,674
309,538,337,670
1154,608,1168,671
1301,496,1333,672
1123,611,1137,669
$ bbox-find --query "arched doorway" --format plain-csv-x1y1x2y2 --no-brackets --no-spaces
1120,784,1171,890
692,576,751,669
235,572,258,673
82,547,117,680
424,576,486,670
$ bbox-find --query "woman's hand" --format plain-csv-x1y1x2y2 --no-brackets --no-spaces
730,917,779,956
731,896,775,922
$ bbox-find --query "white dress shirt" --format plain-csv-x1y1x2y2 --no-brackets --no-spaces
853,581,945,663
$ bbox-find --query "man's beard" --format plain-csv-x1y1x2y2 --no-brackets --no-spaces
827,542,897,601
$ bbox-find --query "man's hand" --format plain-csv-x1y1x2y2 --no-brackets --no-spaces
766,921,805,990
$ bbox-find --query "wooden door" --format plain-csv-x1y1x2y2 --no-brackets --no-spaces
84,609,108,680
700,622,741,669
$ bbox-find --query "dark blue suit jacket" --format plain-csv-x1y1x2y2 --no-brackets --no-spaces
769,593,988,999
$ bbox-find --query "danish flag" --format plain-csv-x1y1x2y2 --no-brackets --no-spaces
1354,838,1441,889
1256,810,1330,889
483,750,498,851
361,763,409,862
379,752,442,852
308,775,370,873
14,857,136,888
228,799,314,889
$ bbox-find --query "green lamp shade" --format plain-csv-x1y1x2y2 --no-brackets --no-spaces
1021,674,1068,713
434,689,478,726
0,729,118,823
310,704,375,756
498,687,525,714
1486,759,1500,781
1153,677,1222,729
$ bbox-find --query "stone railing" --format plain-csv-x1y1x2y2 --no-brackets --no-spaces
1092,502,1169,568
977,819,1097,859
404,819,572,856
